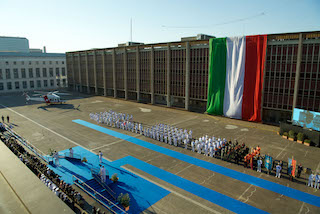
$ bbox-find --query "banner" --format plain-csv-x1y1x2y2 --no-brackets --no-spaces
265,155,272,170
292,158,296,177
206,35,267,122
288,158,292,175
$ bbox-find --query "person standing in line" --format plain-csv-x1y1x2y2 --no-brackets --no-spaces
257,158,262,172
276,163,282,178
98,151,103,163
315,173,320,189
297,164,303,178
308,172,314,187
209,146,214,157
221,148,224,160
184,139,188,149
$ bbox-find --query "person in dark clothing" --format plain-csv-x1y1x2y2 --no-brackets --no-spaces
235,153,240,165
1,115,4,123
297,164,303,178
7,115,9,123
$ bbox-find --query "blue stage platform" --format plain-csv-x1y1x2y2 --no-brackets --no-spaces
46,146,170,214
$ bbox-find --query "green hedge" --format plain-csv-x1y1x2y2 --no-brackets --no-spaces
283,132,288,137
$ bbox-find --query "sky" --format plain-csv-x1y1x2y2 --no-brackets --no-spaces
1,0,319,53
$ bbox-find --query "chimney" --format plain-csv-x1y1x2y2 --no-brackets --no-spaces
43,46,46,53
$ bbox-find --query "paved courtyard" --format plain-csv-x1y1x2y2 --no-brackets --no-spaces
0,92,319,214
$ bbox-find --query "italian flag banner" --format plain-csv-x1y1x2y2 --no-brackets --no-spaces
206,35,267,122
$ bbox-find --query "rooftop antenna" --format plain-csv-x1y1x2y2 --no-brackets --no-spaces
130,18,132,42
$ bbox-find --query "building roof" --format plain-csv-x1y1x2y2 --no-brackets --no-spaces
0,52,65,57
0,36,27,39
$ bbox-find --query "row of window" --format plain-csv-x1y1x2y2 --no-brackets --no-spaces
0,68,66,79
0,79,67,90
2,61,65,66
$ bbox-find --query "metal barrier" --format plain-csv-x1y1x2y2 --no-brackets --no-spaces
3,125,49,163
63,152,82,160
72,175,127,214
90,167,116,200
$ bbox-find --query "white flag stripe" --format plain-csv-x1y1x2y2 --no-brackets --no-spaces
223,37,246,119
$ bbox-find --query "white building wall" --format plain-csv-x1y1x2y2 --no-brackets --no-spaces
0,55,67,93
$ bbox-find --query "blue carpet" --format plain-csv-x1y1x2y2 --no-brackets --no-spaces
46,146,170,214
73,119,320,208
112,156,267,214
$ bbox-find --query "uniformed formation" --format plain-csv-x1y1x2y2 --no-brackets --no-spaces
89,110,133,129
89,110,254,163
89,110,320,188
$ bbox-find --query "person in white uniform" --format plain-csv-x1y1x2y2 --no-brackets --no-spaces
69,148,74,158
99,151,103,163
308,172,314,187
100,165,107,183
54,151,60,166
191,141,195,152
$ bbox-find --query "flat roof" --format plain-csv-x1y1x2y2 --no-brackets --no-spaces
0,52,65,57
0,36,27,39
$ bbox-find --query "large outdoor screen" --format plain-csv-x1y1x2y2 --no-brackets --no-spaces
292,108,320,132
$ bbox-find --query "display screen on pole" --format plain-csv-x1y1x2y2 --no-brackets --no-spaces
292,108,320,132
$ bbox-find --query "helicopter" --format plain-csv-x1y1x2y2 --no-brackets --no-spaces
23,91,70,105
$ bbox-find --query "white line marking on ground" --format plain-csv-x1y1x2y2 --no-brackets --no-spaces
298,202,305,214
139,107,151,113
237,173,263,201
281,152,287,159
1,104,222,214
305,206,310,214
91,100,103,104
151,205,169,214
145,154,163,163
123,167,221,214
243,187,256,203
1,104,82,148
175,164,193,175
200,172,215,185
171,116,198,127
225,125,238,130
91,133,141,151
275,142,291,159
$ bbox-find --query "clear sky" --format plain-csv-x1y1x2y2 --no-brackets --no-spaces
1,0,319,53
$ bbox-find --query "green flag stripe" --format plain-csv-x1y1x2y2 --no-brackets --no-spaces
206,38,227,115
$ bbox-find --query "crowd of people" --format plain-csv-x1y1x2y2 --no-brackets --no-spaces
90,110,320,187
0,134,87,212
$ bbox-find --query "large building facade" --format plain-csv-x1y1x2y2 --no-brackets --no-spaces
0,37,67,93
66,31,320,124
0,36,29,53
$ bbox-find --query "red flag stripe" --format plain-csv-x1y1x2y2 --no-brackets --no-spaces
242,35,267,122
